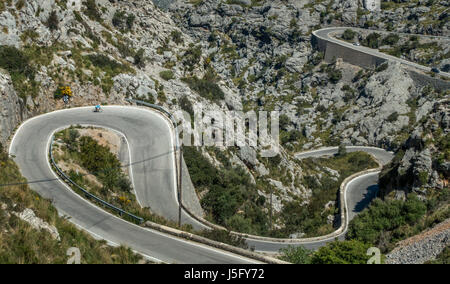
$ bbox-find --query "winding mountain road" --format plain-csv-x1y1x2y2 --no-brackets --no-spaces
246,147,393,252
9,106,261,264
8,25,448,263
9,105,394,261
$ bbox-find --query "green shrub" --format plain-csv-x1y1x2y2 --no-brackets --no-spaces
363,33,381,48
46,11,59,31
376,62,388,72
182,45,202,72
86,54,128,75
327,68,342,84
15,0,25,10
133,48,145,68
311,240,372,264
387,111,399,122
77,135,131,192
0,45,34,79
126,14,135,30
382,34,400,46
279,246,313,264
347,195,427,252
171,30,184,45
160,70,174,81
182,76,225,102
342,29,356,40
281,130,301,144
112,11,135,31
83,0,102,22
0,45,38,99
179,96,194,118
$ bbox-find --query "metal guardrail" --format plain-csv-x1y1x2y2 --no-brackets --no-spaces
49,135,144,224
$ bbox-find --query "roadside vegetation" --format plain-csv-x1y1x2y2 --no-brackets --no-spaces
0,143,146,263
52,126,192,231
184,147,378,239
271,151,378,238
0,45,39,99
347,191,449,253
279,240,375,264
184,147,269,236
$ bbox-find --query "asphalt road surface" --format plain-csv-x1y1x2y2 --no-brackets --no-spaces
9,106,261,264
9,106,394,259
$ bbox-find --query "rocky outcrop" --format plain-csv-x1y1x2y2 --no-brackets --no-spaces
379,100,449,199
0,70,26,147
13,208,61,241
351,63,413,146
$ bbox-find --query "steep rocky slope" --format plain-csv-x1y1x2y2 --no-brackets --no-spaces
0,0,448,239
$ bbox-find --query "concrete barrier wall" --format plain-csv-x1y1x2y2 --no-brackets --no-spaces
143,221,289,264
407,70,450,92
313,35,387,68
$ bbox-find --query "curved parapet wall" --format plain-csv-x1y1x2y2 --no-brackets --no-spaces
313,35,387,68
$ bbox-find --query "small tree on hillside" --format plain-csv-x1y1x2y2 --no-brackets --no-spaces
337,144,347,156
46,11,59,31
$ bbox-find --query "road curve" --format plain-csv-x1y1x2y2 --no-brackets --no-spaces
8,106,261,264
313,27,450,78
9,105,395,258
244,147,393,252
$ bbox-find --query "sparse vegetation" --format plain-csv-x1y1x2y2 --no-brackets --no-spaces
198,229,248,249
182,76,225,102
0,146,145,264
0,45,39,99
160,70,174,81
273,152,378,238
184,147,269,235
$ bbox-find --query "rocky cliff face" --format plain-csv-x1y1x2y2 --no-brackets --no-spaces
379,99,449,199
0,0,448,225
0,70,26,146
0,0,190,145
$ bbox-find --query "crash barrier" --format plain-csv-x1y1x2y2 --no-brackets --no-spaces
49,135,144,224
142,221,289,264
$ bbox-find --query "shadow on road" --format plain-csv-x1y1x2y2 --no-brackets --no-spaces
353,184,379,214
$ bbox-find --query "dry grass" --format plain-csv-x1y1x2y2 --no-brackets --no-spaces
0,153,148,264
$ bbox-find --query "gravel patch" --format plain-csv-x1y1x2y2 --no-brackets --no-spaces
386,219,450,264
